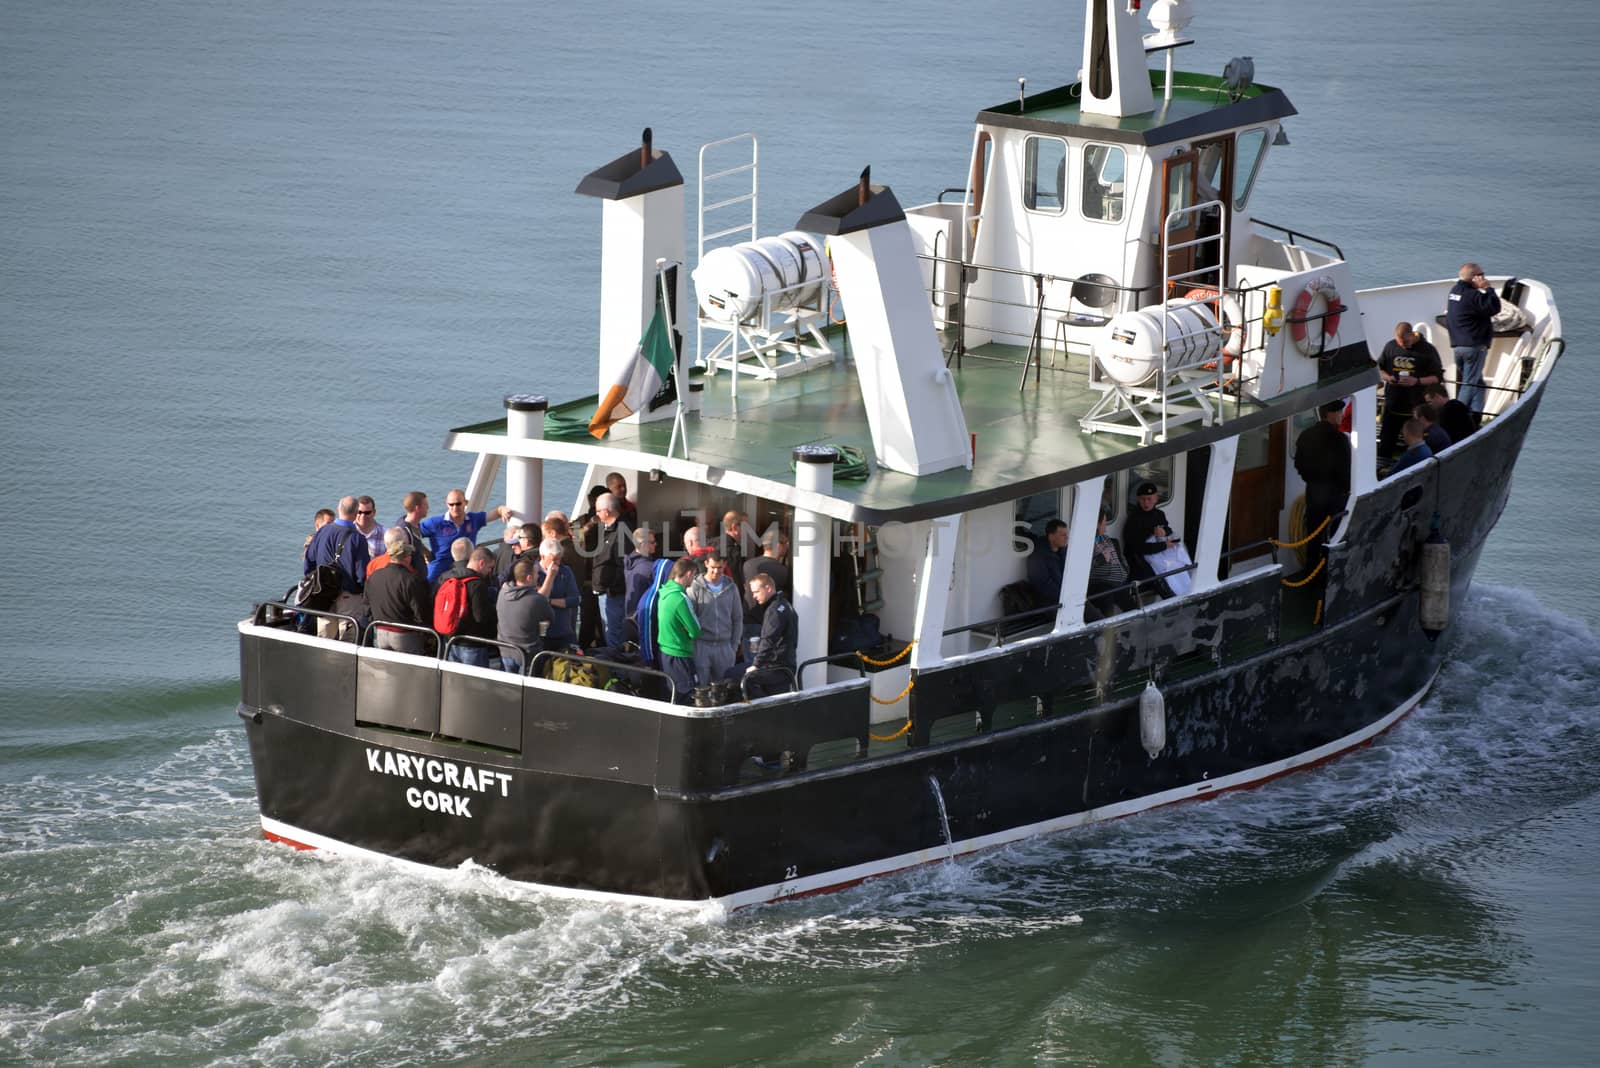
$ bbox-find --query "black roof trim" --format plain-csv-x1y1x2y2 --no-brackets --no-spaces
575,147,684,200
977,78,1297,147
795,183,906,236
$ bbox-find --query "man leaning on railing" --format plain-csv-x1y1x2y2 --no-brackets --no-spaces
366,527,432,655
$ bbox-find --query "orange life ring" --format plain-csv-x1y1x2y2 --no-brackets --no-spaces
1183,286,1244,363
1289,276,1342,356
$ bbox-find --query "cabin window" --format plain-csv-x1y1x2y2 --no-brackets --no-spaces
1107,458,1174,519
1023,136,1067,213
1082,143,1125,222
1232,129,1268,210
1198,142,1227,205
1132,459,1174,504
1015,490,1062,540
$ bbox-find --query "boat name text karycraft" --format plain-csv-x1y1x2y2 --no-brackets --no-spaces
365,746,511,819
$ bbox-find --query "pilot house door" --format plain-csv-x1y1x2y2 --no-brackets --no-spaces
1161,151,1199,293
1228,421,1286,565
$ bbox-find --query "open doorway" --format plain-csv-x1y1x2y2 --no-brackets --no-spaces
1161,135,1235,294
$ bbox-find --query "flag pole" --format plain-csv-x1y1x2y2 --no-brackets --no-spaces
658,257,691,459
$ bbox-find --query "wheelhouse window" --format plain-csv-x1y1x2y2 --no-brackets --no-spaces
1023,136,1067,213
1082,143,1125,222
1232,128,1268,210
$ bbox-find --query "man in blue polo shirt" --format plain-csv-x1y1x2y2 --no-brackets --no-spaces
418,488,511,584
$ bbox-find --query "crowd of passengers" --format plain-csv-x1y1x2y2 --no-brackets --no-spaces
295,474,800,703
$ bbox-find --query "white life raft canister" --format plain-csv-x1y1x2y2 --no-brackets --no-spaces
1093,298,1224,386
693,231,827,324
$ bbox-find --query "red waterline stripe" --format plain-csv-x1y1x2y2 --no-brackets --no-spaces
263,828,318,852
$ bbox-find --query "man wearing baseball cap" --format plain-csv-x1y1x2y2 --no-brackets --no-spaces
1293,400,1352,579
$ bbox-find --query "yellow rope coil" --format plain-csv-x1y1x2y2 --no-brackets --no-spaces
869,677,915,705
857,640,916,668
1281,557,1326,588
1269,513,1331,551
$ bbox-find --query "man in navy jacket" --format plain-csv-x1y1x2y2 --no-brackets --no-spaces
1445,262,1502,420
304,495,370,638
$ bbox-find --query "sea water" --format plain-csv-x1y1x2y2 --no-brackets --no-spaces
3,1,1598,1064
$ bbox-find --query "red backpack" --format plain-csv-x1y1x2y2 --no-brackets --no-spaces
433,573,480,635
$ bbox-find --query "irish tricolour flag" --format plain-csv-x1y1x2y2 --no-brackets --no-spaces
588,301,676,439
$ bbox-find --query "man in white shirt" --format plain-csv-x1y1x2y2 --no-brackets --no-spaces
354,495,386,559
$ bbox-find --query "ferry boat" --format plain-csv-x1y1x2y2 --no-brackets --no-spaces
238,0,1564,911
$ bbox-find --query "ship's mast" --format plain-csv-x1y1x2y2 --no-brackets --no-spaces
1078,0,1155,118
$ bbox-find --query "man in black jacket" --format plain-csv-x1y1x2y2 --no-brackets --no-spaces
741,571,797,699
1423,383,1476,445
366,528,433,655
1445,262,1501,420
588,493,631,650
1376,322,1443,458
1293,400,1352,577
1123,481,1179,595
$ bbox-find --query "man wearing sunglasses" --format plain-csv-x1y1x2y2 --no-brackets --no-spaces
352,495,386,559
1445,262,1501,421
418,489,510,584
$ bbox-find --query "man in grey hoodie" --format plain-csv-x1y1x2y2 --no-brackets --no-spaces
688,553,743,684
496,557,553,674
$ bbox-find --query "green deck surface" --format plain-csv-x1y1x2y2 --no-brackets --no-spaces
979,72,1287,136
455,337,1364,522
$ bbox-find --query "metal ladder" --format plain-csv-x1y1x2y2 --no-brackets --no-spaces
1157,198,1230,440
1080,200,1230,443
696,134,757,392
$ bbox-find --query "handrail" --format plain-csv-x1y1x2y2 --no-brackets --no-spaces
1085,555,1200,607
442,633,532,673
1221,508,1350,564
916,252,1155,370
739,665,799,702
917,252,1147,295
936,186,966,204
361,619,443,658
943,604,1057,643
252,600,361,641
530,649,678,704
1220,535,1281,563
797,650,869,688
1248,217,1345,261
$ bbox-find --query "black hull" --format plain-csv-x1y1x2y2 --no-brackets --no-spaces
239,389,1539,909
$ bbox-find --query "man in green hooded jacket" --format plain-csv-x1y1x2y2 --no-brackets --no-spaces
655,557,701,704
